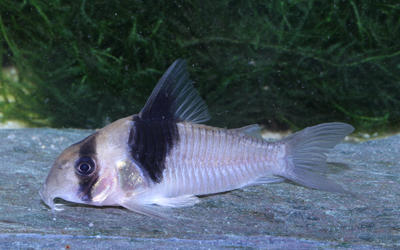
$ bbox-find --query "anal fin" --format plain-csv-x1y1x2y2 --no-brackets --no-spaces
243,175,285,187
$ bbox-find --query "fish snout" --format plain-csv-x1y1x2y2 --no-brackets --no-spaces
39,183,56,210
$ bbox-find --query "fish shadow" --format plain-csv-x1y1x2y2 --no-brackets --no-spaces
325,161,351,174
50,198,126,211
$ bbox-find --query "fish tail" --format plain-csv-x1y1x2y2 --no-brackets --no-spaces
279,122,354,193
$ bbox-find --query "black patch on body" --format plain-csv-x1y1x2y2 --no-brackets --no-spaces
129,116,179,183
76,133,99,202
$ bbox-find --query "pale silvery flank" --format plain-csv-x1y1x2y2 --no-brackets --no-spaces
40,59,354,217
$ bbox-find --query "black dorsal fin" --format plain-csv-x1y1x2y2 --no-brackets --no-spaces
139,59,210,123
129,59,209,183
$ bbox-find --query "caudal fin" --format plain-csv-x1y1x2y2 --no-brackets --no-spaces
280,122,354,193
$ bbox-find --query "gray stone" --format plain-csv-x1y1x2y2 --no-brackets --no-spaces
0,128,399,249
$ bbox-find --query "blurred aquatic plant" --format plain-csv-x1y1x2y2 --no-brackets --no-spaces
0,0,399,130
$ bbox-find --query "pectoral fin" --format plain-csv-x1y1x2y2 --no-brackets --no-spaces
120,194,199,218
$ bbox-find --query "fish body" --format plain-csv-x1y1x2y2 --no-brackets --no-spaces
40,59,354,217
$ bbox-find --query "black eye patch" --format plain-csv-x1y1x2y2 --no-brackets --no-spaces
75,133,99,202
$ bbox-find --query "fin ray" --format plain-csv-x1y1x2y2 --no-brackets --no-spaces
139,59,210,123
280,122,354,193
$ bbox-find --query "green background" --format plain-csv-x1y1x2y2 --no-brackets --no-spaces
1,0,399,131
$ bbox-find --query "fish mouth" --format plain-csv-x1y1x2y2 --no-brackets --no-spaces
40,183,86,211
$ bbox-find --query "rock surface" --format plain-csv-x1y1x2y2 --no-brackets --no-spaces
0,128,399,249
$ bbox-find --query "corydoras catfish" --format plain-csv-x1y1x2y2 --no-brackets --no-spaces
40,59,354,217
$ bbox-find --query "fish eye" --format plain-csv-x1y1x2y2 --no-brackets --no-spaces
75,157,96,176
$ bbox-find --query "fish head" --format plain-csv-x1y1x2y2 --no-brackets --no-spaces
40,117,142,211
40,142,84,210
